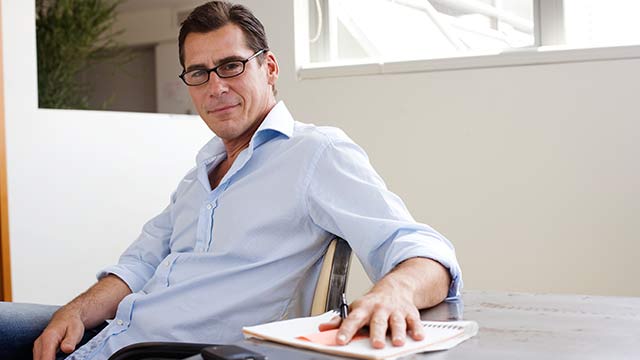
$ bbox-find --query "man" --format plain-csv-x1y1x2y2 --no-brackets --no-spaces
0,2,461,359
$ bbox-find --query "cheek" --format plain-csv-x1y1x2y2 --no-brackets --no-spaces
192,89,209,109
187,88,199,104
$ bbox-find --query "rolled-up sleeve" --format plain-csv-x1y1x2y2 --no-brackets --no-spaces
97,193,175,293
306,136,463,298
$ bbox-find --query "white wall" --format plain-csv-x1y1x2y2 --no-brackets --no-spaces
155,41,198,115
245,0,640,297
3,0,639,305
2,0,210,304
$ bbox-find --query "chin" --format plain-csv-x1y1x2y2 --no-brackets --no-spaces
211,123,244,140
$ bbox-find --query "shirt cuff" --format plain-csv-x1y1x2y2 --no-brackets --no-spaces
384,236,463,299
97,263,154,293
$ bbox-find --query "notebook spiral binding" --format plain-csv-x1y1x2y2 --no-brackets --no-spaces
423,323,464,330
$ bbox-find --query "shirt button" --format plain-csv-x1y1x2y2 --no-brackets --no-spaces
206,204,213,210
165,260,170,267
116,319,124,326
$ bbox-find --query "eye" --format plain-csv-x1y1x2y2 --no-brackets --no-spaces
188,69,208,79
219,61,242,73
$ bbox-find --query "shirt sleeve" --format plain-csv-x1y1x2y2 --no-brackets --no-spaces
305,136,463,298
96,192,176,293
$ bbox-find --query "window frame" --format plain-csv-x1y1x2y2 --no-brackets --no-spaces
295,0,640,79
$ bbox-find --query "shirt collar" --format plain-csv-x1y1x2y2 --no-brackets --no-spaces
195,101,294,166
250,100,294,149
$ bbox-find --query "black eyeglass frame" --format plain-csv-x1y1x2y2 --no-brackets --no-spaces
178,48,268,86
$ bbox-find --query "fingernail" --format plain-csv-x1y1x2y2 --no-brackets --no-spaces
337,334,347,343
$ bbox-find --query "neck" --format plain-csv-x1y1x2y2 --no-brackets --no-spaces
222,99,276,159
224,137,252,162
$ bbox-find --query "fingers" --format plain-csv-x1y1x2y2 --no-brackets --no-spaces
336,307,369,345
368,309,390,349
406,311,425,341
335,300,424,349
33,311,85,360
33,329,63,360
318,315,341,331
389,311,407,346
329,291,425,349
59,320,84,354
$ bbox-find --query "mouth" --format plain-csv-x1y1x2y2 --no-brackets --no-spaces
208,103,240,114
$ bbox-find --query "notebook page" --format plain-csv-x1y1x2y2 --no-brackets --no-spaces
242,311,478,360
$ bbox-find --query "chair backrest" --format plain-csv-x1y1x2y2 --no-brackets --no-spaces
310,236,352,316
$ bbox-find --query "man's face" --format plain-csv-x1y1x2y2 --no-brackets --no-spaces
183,24,279,144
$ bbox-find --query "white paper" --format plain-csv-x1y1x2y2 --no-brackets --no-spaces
242,311,478,360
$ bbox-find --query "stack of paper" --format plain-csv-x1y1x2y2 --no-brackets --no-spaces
243,311,478,359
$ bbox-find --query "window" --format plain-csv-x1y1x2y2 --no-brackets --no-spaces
308,0,534,63
298,0,640,77
563,0,640,47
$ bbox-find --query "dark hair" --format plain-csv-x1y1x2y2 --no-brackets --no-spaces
178,1,269,69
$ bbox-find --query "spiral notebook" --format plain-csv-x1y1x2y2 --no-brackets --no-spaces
242,311,478,360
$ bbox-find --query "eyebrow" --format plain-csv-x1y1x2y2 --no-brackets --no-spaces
185,55,246,72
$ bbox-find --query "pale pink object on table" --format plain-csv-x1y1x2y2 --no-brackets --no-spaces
296,329,369,346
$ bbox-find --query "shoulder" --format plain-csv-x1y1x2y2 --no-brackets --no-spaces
288,122,370,168
291,121,355,148
169,165,200,200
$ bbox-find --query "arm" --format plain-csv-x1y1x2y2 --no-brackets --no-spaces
307,136,461,348
33,274,132,360
32,184,180,360
321,257,451,348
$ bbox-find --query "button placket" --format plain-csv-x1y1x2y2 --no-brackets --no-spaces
195,195,216,251
204,200,218,252
162,256,174,287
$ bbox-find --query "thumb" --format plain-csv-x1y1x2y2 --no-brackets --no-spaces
318,315,342,331
59,322,85,354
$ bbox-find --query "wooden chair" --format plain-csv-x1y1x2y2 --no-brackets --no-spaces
310,236,352,315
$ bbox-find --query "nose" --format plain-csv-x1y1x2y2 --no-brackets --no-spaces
205,73,229,97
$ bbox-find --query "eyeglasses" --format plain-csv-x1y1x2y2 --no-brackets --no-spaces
179,49,268,86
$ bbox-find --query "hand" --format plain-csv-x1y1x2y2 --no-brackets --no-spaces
318,257,451,349
319,288,424,349
33,306,85,360
32,274,131,360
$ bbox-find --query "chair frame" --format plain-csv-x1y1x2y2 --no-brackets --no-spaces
311,236,352,315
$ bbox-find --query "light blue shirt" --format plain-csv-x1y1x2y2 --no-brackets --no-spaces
68,101,462,359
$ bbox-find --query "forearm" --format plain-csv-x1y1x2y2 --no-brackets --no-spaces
34,275,132,358
371,257,451,309
61,274,132,328
331,257,452,347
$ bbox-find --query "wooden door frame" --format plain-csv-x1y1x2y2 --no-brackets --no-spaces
0,1,13,302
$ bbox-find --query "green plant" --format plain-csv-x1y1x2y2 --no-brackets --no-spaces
36,0,127,109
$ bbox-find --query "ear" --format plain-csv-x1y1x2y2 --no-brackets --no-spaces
264,51,279,87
